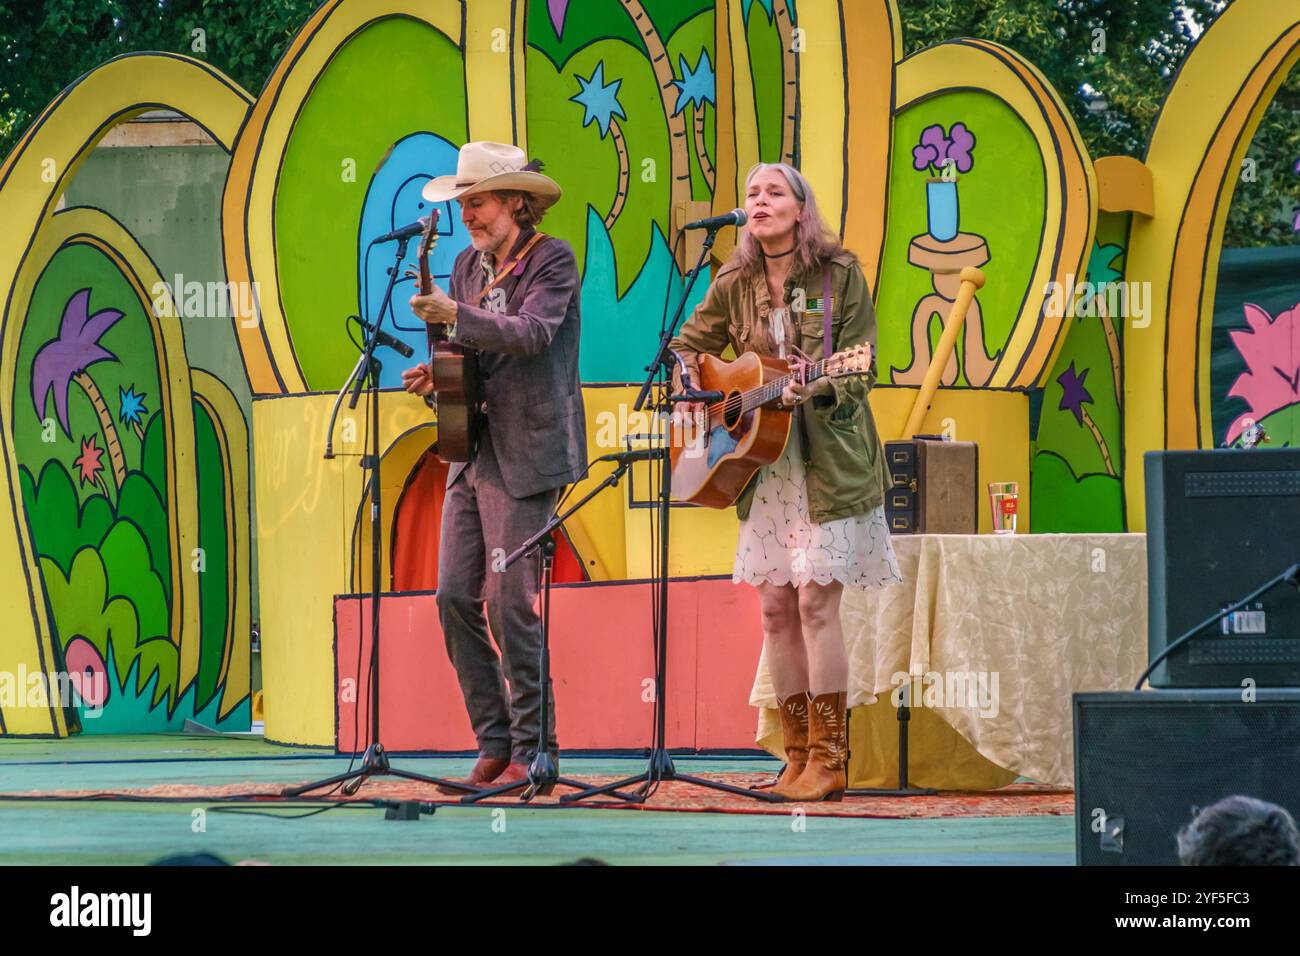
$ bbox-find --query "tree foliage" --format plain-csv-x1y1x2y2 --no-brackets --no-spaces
0,0,319,148
900,0,1297,246
0,0,1294,246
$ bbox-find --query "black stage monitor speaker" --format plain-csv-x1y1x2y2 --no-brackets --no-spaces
1145,448,1300,688
1074,690,1300,866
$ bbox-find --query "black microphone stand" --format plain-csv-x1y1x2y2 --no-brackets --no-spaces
562,226,782,805
460,456,645,804
285,235,479,799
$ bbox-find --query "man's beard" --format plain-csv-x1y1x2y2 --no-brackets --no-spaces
470,219,512,256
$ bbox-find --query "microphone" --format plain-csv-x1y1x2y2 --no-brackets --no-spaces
371,216,429,244
356,317,414,358
596,447,665,463
682,208,747,231
668,390,723,403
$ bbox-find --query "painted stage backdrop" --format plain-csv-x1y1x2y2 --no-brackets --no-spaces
0,0,1296,737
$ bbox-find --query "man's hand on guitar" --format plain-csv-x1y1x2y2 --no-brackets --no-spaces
409,284,458,326
400,363,435,397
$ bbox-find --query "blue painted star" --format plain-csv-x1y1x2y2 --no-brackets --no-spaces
570,62,626,138
673,50,716,116
118,385,148,428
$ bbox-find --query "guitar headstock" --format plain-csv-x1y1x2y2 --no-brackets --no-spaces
825,344,874,378
415,208,441,296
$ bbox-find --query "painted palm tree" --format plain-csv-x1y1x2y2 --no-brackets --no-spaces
551,0,690,252
571,62,630,229
614,0,692,222
673,50,716,192
1086,242,1124,404
32,288,127,488
1058,362,1116,476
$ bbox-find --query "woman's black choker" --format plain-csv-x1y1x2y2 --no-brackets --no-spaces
760,245,796,258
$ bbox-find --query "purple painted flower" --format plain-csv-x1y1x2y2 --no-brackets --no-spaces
920,125,950,163
947,122,976,173
912,144,939,171
1057,362,1094,425
912,123,976,175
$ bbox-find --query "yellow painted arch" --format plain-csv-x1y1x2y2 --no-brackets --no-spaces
1123,1,1300,528
222,0,465,395
0,54,247,734
2,207,206,731
896,39,1096,389
0,51,250,377
351,423,437,594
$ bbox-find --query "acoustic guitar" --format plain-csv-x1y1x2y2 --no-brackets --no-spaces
417,210,482,462
669,345,874,508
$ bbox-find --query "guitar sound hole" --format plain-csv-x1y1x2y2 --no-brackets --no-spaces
721,391,743,430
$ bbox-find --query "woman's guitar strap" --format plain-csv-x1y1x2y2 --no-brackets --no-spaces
822,270,834,357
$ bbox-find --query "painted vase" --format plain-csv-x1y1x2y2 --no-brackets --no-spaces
926,178,959,241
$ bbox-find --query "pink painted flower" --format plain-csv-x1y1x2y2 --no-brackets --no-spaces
1226,301,1300,444
73,435,105,487
63,636,109,708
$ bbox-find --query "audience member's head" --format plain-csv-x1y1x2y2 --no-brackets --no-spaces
1177,795,1300,866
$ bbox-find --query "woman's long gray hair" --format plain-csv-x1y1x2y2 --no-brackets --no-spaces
733,162,853,279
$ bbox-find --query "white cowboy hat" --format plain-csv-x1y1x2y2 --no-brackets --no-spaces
421,141,561,207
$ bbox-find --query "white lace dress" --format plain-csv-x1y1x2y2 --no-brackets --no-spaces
732,308,902,590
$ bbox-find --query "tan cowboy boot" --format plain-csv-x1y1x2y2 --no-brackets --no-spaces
753,693,810,796
781,691,848,802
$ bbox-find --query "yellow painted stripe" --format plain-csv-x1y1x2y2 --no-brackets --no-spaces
795,2,846,231
466,0,526,148
842,0,901,293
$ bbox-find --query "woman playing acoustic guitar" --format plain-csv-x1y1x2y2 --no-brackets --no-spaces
670,163,902,802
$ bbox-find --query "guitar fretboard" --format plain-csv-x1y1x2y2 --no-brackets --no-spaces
708,358,829,426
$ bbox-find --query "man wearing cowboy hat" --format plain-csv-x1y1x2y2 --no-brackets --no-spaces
403,141,585,792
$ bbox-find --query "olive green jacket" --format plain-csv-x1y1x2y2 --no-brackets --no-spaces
669,251,890,523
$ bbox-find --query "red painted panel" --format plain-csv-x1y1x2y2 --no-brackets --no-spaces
693,581,765,749
335,578,763,753
390,451,586,590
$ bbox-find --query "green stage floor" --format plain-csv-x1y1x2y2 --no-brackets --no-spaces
0,735,1074,865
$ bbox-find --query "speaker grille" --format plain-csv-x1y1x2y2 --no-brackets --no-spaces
1075,692,1300,865
1185,470,1300,497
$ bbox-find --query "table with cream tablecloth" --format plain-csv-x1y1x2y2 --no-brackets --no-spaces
751,533,1148,789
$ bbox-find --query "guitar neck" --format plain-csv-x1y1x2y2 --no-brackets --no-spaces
743,359,830,413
